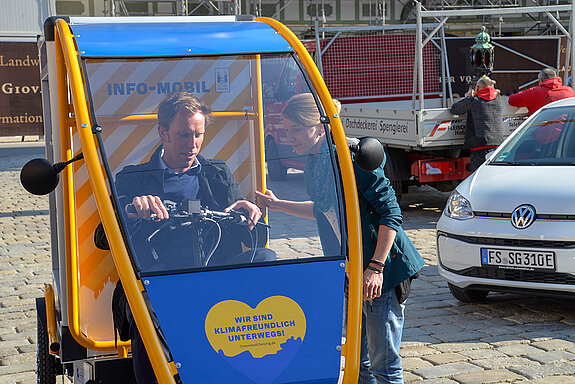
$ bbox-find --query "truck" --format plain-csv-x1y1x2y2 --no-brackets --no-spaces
263,3,575,201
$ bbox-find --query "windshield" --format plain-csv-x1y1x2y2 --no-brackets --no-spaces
491,106,575,166
84,53,345,275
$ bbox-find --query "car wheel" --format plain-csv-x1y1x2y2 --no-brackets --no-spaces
448,283,488,302
266,138,287,181
37,314,60,384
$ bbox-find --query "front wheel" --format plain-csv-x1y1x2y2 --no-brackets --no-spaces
37,313,60,384
448,283,489,302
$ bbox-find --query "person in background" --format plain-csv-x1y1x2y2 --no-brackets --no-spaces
508,67,575,115
256,93,425,384
450,75,504,172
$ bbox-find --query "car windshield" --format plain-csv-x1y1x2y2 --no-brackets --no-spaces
82,53,345,276
491,106,575,166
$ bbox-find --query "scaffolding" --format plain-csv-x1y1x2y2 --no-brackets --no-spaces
313,3,575,111
104,0,575,39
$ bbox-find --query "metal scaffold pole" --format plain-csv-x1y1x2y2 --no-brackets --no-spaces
416,1,424,111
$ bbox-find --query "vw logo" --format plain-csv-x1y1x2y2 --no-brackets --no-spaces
511,205,536,229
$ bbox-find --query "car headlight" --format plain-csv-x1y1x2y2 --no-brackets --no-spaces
445,191,474,220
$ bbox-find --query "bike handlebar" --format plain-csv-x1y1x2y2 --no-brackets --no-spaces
126,200,251,226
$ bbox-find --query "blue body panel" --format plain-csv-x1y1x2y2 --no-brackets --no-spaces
145,260,345,384
70,20,292,57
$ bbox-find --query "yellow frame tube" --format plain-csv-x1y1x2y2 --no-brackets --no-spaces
55,19,176,384
44,284,60,354
254,55,268,224
106,111,257,123
55,21,124,352
256,17,363,384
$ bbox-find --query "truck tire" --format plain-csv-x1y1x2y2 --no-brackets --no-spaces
448,283,489,302
390,180,403,204
266,138,287,181
37,314,59,384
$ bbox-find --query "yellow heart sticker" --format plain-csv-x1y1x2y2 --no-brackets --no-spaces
205,296,306,358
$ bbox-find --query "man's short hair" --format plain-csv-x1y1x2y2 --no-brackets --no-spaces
476,75,495,89
157,92,212,130
538,68,557,81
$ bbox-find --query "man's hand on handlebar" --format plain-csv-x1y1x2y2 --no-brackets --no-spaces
126,195,169,221
224,200,261,230
125,197,261,229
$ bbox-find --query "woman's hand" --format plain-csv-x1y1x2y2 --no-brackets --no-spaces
255,189,281,211
363,268,383,301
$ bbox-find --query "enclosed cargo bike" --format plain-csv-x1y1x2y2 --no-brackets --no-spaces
25,15,375,384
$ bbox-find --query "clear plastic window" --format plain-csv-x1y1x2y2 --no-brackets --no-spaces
84,54,344,275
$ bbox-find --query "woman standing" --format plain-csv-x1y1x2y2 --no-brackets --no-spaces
257,93,424,384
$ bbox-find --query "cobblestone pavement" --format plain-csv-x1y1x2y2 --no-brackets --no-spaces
2,143,575,383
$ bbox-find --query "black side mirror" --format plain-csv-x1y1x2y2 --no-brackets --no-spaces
348,137,384,171
20,153,84,195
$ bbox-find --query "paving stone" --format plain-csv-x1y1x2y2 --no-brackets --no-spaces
420,324,465,335
403,371,423,382
409,308,460,319
523,375,575,383
403,357,434,370
421,352,469,365
400,345,440,358
509,362,575,379
433,343,492,353
472,356,537,369
478,335,528,345
0,362,36,376
0,371,37,384
417,379,459,384
403,335,443,344
452,368,523,384
459,348,507,360
526,350,575,364
488,338,530,347
531,339,575,351
1,351,36,365
404,327,436,338
496,344,545,356
413,362,482,379
432,331,490,343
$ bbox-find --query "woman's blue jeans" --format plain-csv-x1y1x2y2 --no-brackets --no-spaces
358,288,405,384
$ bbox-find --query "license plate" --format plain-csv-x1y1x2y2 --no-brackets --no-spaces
481,248,555,271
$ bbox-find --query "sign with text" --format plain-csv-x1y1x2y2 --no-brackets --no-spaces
444,37,563,98
0,42,43,136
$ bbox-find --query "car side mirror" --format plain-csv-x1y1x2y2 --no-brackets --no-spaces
20,153,84,195
348,137,385,171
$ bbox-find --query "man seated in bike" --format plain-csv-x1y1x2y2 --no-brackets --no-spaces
115,92,276,272
112,92,276,384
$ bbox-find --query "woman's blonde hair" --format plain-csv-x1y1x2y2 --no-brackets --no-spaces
282,93,321,127
282,93,341,126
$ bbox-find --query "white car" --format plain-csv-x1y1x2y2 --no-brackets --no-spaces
437,97,575,302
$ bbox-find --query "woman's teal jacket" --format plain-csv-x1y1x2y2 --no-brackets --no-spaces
352,151,425,293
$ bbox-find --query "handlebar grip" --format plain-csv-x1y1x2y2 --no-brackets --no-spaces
205,209,249,225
